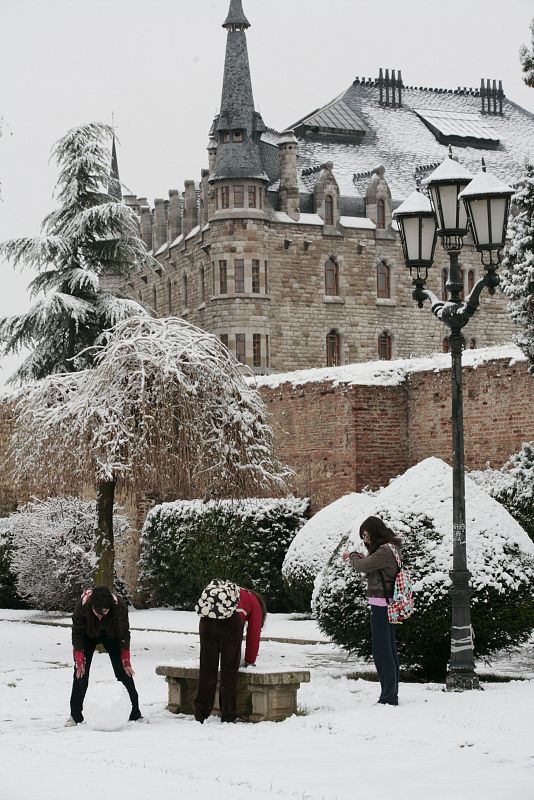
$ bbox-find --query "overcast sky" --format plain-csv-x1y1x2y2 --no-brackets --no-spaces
1,0,533,382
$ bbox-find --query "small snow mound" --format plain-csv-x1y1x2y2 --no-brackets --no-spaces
84,681,131,732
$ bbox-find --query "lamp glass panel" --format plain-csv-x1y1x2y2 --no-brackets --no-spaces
431,183,467,231
489,197,508,247
421,216,437,261
401,216,421,261
467,198,489,246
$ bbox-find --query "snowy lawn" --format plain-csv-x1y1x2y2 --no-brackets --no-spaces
1,611,533,800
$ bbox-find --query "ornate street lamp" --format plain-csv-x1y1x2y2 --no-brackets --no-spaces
393,155,514,692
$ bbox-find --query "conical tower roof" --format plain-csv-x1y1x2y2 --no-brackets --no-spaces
108,133,122,201
211,0,268,183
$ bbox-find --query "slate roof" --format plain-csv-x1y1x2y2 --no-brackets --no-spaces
290,79,534,203
223,0,250,29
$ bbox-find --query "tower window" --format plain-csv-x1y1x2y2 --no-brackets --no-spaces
234,259,245,293
253,334,261,367
377,261,390,298
236,333,246,364
248,186,257,208
378,331,392,360
377,199,386,229
232,130,244,143
234,185,244,208
220,334,229,349
325,195,334,226
219,260,227,294
252,260,260,293
221,187,230,209
325,257,339,296
326,330,340,366
222,131,230,143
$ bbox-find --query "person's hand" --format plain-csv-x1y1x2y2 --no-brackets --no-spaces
121,649,135,677
74,650,85,679
342,550,364,561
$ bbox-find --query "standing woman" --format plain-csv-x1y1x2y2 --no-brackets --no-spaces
342,516,401,706
66,585,142,725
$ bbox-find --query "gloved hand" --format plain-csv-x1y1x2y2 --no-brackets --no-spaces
74,650,85,679
121,649,135,677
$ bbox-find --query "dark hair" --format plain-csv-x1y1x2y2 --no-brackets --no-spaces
89,585,114,614
359,516,401,554
248,589,267,628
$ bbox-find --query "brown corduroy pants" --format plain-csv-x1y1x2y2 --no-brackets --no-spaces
194,612,243,722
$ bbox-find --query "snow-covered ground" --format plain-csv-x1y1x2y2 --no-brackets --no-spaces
1,611,533,800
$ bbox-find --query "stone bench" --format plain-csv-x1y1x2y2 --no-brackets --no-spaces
155,664,310,723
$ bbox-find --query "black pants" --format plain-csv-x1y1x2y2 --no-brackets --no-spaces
370,606,400,705
194,612,243,722
69,635,140,723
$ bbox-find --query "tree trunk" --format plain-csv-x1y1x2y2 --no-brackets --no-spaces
94,478,116,589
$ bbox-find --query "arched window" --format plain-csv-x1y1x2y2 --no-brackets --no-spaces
377,199,385,229
441,268,448,300
167,279,172,315
377,261,390,299
378,331,392,360
326,330,340,366
324,195,334,226
467,270,475,293
182,274,188,308
443,337,450,353
152,285,157,312
325,257,339,296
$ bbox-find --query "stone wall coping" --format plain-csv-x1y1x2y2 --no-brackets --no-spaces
156,664,310,684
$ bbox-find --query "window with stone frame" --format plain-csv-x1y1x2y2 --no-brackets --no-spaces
376,261,390,298
265,334,270,368
253,333,261,367
234,185,245,208
235,333,246,364
248,186,257,208
377,199,386,229
443,337,450,353
234,259,245,293
221,187,230,209
232,130,244,143
167,279,172,315
222,131,230,143
467,269,475,293
441,268,448,300
325,257,339,296
378,331,392,360
469,337,477,349
199,266,205,303
252,260,260,293
324,195,334,226
182,273,188,308
219,260,228,294
220,334,229,349
326,330,340,366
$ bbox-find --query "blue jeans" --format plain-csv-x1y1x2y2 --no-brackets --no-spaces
370,606,400,705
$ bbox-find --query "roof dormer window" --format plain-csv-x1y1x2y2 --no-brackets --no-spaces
222,131,230,144
232,130,244,143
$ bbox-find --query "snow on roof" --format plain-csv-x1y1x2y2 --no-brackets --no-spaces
169,234,184,249
393,190,433,216
339,216,376,230
185,225,201,241
459,171,515,197
154,243,168,257
413,109,500,143
422,156,475,184
253,344,524,390
272,211,324,226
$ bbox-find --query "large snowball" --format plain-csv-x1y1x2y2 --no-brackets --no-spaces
84,681,131,731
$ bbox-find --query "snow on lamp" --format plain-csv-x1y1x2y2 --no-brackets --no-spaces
392,190,437,280
423,153,474,251
458,170,514,267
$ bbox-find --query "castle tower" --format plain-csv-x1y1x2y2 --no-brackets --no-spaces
278,129,300,221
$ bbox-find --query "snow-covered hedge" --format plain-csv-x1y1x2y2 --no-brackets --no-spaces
470,443,534,543
0,524,25,608
139,497,309,612
312,458,534,679
1,497,131,611
282,491,376,610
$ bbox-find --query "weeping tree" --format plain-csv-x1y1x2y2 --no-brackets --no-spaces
8,316,292,587
0,122,153,383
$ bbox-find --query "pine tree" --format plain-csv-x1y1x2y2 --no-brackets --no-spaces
520,19,534,88
500,162,534,368
0,123,153,382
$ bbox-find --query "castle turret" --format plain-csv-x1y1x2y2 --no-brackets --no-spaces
183,180,198,236
278,129,300,221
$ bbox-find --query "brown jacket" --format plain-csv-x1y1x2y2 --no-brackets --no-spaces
72,594,131,650
349,543,400,598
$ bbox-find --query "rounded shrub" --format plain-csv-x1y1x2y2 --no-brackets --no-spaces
139,496,309,611
313,457,534,680
0,521,26,608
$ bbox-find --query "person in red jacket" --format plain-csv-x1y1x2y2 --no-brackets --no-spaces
194,584,266,724
65,585,142,725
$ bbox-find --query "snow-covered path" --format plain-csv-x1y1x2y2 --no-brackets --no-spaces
1,614,533,800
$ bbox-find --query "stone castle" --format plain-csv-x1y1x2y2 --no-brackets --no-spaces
116,0,533,373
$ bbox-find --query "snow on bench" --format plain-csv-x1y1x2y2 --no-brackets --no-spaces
155,664,311,723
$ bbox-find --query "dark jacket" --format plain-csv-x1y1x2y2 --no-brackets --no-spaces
72,593,131,651
349,543,400,598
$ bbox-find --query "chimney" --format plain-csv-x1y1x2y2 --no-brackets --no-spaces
153,198,168,251
378,68,403,107
139,203,153,252
480,78,504,115
167,190,181,242
278,130,300,221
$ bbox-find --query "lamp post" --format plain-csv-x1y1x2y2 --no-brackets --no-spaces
393,153,514,691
